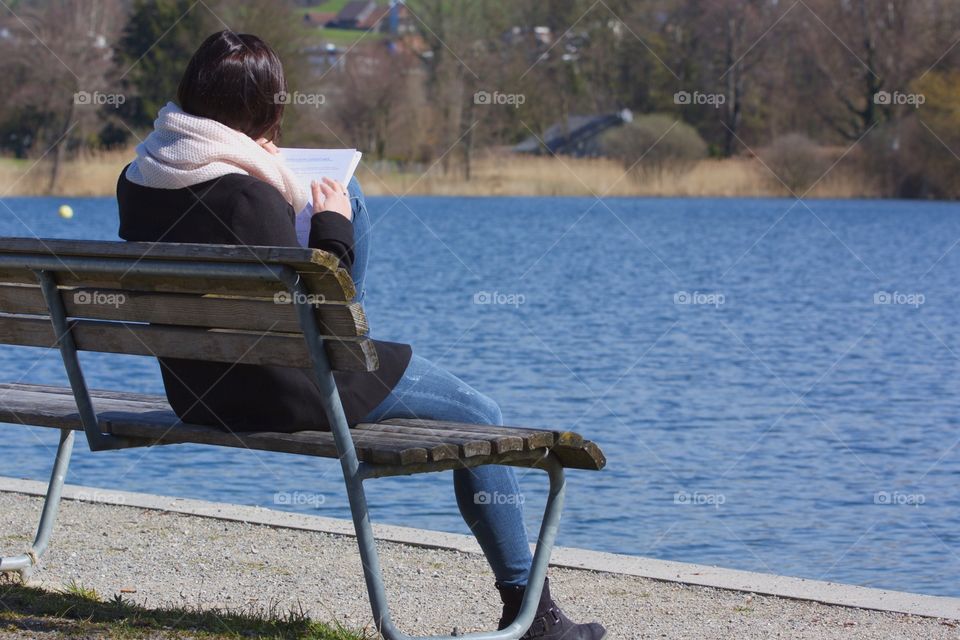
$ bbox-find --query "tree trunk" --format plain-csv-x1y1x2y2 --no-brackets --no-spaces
462,87,476,181
722,15,742,157
47,99,77,194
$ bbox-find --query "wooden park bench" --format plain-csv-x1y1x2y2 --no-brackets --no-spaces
0,237,606,640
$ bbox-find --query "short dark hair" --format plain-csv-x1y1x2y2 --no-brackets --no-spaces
177,31,286,141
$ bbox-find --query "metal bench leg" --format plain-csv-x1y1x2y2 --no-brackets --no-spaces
0,428,75,580
35,269,142,452
354,455,567,640
287,269,566,639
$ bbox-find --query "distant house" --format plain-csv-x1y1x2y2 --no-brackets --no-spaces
303,11,337,27
357,4,390,30
327,1,412,34
513,110,633,157
329,0,378,29
504,25,553,47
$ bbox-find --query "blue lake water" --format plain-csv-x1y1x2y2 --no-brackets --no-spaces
0,195,958,597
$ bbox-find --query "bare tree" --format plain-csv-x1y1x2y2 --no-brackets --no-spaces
326,45,416,161
663,0,780,156
1,0,126,191
796,0,946,140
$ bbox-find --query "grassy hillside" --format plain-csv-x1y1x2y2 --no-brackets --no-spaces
290,1,388,47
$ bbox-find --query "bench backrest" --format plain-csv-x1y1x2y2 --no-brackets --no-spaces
0,238,377,372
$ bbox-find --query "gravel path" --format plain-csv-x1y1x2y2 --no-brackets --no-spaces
0,492,956,639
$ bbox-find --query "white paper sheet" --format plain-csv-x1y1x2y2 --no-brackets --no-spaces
280,147,362,247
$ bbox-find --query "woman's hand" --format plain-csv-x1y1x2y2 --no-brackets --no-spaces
311,178,352,221
256,139,350,220
255,137,280,155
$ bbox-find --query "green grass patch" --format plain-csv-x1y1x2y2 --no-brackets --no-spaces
316,27,386,47
294,23,387,47
0,583,370,639
310,0,355,13
288,4,388,47
0,157,29,170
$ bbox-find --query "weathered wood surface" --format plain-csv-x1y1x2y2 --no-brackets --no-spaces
0,239,358,301
380,418,567,450
0,314,378,372
0,268,354,302
0,383,606,470
0,285,368,336
0,238,338,272
0,242,609,471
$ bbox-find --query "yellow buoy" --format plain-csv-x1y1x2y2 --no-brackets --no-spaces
58,205,73,219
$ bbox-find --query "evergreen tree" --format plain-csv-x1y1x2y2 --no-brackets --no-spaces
115,0,213,129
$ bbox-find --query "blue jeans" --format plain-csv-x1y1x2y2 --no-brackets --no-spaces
349,178,533,587
347,177,369,304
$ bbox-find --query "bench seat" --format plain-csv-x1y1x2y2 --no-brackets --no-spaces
0,383,605,471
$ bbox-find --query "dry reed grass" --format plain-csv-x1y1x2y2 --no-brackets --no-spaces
0,148,133,197
0,148,877,199
359,153,877,198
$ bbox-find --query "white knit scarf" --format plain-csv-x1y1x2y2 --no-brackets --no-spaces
125,102,308,213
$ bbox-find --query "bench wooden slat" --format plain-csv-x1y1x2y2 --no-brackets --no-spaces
380,418,558,450
350,429,461,463
552,440,606,470
0,314,378,372
0,285,368,337
0,268,354,302
0,383,606,470
0,239,339,273
0,239,355,300
0,382,174,406
0,385,166,431
355,423,494,458
0,383,556,453
103,415,431,466
0,387,427,466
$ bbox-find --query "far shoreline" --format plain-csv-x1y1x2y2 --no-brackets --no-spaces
6,193,953,204
0,151,907,201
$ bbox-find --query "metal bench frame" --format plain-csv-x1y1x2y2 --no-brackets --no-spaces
0,253,565,640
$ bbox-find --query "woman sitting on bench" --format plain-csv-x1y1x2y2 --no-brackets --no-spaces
115,30,605,640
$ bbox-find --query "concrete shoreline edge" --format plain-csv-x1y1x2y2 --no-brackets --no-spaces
1,475,957,621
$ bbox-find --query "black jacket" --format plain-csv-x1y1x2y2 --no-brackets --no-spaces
116,169,412,431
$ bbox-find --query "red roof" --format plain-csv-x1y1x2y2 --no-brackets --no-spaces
356,5,391,30
303,11,337,27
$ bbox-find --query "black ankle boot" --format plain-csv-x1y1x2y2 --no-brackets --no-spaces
495,578,607,639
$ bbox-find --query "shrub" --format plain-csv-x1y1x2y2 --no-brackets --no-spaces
758,133,827,194
601,114,707,177
883,71,960,199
